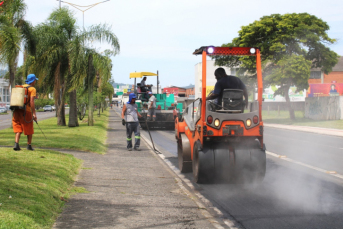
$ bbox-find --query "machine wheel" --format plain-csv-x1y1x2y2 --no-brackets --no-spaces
193,141,215,183
208,139,266,184
212,143,236,183
178,134,192,173
232,139,266,183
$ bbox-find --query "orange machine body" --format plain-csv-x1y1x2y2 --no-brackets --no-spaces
175,47,264,160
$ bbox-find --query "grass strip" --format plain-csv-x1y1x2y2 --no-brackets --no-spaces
263,110,343,129
0,110,109,154
0,147,85,229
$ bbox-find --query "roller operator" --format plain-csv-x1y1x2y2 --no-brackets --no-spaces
206,67,248,108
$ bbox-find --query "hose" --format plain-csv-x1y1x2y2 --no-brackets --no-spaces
140,106,161,154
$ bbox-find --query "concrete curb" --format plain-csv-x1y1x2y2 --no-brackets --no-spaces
264,123,343,137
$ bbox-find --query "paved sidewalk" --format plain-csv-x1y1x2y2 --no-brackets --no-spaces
53,110,215,229
265,123,343,137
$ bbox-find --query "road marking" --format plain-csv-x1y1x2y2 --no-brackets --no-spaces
266,151,343,180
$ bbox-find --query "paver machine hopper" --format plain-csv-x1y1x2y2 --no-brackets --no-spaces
129,72,182,130
175,46,266,183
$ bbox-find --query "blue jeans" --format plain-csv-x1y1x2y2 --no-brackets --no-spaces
126,122,140,149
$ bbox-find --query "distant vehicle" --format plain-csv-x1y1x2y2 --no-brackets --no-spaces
51,105,56,111
0,107,6,113
5,105,10,111
43,105,53,112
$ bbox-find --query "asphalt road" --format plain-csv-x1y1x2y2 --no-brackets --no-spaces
140,127,343,229
0,109,69,131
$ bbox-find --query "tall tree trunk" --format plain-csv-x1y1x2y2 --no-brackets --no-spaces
284,85,295,120
68,89,78,127
54,62,66,126
9,62,16,129
9,62,16,88
88,55,94,126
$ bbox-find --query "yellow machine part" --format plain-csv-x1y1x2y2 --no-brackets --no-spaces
129,72,157,79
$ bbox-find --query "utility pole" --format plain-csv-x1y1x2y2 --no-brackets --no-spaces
59,0,61,9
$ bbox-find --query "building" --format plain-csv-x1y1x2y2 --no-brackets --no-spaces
308,57,343,97
309,57,343,84
0,72,10,108
183,84,195,97
163,86,186,99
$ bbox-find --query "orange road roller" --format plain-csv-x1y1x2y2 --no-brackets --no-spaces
175,46,266,183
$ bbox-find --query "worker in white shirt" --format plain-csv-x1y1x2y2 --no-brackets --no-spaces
147,92,156,121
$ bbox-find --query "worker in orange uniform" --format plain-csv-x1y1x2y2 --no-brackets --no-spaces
12,74,38,151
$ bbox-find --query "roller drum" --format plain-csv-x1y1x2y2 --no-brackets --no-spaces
193,141,215,183
178,134,192,173
212,139,266,183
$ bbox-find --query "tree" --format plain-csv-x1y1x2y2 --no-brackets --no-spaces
69,28,119,126
30,8,119,127
267,55,311,119
33,8,77,126
0,0,35,89
213,13,339,119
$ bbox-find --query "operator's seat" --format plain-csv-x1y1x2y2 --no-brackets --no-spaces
217,89,245,113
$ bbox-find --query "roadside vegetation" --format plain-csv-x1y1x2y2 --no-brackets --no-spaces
0,110,109,154
0,0,118,128
0,108,109,228
0,147,84,229
263,110,343,129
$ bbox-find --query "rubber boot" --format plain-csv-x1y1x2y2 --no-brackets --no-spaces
27,144,34,151
13,142,21,151
153,117,156,122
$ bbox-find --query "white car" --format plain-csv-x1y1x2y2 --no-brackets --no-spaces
0,107,6,113
51,105,56,111
43,105,53,112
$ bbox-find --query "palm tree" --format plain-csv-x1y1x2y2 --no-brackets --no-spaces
68,25,119,126
33,8,119,126
68,47,115,126
33,7,77,126
0,0,35,88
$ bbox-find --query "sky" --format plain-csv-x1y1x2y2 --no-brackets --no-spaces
20,0,343,87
